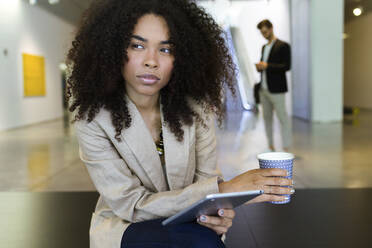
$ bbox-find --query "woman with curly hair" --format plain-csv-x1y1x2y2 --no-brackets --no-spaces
67,0,294,247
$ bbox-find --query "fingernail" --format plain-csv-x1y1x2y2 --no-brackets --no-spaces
219,210,224,216
285,196,290,200
200,215,207,222
290,188,295,193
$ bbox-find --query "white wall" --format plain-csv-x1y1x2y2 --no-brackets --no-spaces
290,0,344,123
310,0,344,122
344,12,372,109
198,0,292,115
291,0,311,120
0,0,75,131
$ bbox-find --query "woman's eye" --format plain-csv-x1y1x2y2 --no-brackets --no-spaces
131,44,144,49
160,47,172,54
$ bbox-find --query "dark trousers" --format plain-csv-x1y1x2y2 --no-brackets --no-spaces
121,218,225,248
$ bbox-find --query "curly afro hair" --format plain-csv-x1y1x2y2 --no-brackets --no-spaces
66,0,236,142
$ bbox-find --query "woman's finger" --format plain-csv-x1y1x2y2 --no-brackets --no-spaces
247,193,289,204
197,221,228,235
199,215,232,228
261,176,293,187
218,209,235,219
259,168,288,177
199,215,225,226
263,185,295,195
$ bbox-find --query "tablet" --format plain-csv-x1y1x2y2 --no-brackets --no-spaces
162,190,263,226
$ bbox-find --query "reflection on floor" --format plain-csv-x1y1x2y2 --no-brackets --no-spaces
0,119,94,191
0,109,371,191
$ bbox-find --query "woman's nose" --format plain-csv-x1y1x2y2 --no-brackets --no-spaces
144,51,158,69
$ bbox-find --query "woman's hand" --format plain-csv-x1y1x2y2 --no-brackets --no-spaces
218,168,294,203
197,209,235,235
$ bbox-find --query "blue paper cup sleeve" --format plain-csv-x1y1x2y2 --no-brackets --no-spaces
257,152,294,204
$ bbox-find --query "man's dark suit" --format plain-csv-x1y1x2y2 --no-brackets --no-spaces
259,39,291,93
257,38,292,150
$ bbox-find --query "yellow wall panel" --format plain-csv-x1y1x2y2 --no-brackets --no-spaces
23,53,46,97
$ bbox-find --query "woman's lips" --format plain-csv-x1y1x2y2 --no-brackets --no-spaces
137,74,160,85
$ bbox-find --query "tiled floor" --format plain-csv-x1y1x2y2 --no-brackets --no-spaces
0,117,94,191
0,109,371,191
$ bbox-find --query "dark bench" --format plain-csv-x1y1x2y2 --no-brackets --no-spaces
1,189,371,248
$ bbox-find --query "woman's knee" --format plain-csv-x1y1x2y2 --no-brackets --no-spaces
193,234,225,248
180,224,225,248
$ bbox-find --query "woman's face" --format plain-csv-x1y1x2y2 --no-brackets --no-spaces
122,14,174,100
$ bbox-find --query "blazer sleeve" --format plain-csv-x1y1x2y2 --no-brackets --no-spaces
267,42,291,72
75,120,220,223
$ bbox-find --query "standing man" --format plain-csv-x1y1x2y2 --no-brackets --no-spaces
255,19,291,152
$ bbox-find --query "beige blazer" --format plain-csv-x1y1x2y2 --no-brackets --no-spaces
75,97,222,248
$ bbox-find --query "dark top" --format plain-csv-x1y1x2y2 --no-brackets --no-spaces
259,39,291,93
155,129,165,166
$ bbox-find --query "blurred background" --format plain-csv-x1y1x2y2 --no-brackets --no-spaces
0,0,371,191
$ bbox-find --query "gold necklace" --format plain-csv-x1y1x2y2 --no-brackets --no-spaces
155,129,164,156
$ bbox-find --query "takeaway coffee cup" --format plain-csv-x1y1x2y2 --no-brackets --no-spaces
257,152,294,204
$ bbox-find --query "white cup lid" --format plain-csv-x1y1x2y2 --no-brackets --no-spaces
257,152,294,160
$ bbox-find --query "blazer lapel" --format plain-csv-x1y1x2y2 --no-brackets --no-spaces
268,39,280,62
121,97,167,192
160,107,190,191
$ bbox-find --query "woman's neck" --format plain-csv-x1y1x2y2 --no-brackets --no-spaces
127,93,160,114
128,93,162,141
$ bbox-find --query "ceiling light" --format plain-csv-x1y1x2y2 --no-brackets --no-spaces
353,7,362,16
29,0,37,5
48,0,59,4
